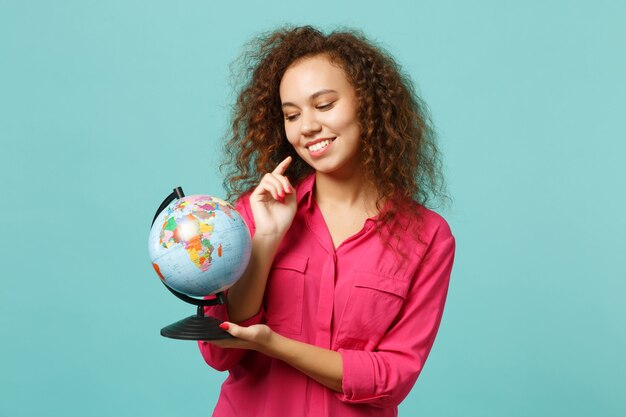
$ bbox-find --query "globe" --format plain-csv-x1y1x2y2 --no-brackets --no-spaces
148,194,251,298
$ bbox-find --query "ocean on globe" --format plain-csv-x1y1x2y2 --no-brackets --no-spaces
148,195,251,297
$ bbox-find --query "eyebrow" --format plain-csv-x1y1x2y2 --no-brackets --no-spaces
281,89,338,109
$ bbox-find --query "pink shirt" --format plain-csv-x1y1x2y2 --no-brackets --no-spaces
198,173,455,417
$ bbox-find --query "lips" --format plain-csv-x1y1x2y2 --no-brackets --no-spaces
305,137,336,149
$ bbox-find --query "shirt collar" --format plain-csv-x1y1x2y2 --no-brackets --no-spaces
296,172,316,209
295,173,411,231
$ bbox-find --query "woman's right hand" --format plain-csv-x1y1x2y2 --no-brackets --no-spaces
249,156,297,240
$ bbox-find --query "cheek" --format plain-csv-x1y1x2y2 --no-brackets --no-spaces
327,115,361,141
324,107,359,133
284,122,299,145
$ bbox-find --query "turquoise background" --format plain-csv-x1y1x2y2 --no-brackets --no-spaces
1,0,624,416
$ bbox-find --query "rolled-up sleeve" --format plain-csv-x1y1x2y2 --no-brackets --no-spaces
198,304,264,371
197,192,261,372
337,230,455,407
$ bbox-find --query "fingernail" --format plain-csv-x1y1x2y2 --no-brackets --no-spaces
286,186,291,193
279,191,285,197
219,322,230,330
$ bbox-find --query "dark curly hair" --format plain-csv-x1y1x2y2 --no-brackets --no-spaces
221,25,448,231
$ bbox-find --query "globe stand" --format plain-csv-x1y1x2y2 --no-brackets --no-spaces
152,187,234,341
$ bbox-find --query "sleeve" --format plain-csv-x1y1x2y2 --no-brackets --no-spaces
197,192,265,372
337,223,456,407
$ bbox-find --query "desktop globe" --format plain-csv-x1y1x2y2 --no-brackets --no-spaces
148,188,251,340
149,194,251,296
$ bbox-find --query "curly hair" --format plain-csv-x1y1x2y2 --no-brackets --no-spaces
221,25,448,231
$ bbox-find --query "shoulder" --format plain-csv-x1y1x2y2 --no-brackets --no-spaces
417,205,454,242
397,200,453,243
397,204,456,285
396,201,452,238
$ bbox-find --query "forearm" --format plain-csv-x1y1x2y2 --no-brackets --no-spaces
263,332,343,392
226,234,281,323
209,323,343,391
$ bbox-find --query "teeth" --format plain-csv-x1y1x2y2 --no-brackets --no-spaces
309,139,332,152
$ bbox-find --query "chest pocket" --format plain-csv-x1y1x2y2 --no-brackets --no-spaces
264,253,308,335
335,271,409,350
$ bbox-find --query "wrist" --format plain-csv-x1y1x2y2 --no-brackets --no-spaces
251,233,284,254
259,329,285,359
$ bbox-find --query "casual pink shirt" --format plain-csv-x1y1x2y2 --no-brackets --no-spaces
198,173,455,417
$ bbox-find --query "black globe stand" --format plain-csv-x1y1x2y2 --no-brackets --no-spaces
152,187,233,341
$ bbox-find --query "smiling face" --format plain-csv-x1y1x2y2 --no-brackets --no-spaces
279,54,362,177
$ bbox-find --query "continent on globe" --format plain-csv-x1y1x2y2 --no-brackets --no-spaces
161,212,216,271
148,195,251,297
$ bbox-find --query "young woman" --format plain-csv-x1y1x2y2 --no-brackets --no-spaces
198,25,455,417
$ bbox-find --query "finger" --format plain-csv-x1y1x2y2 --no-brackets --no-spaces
205,337,251,350
263,173,287,198
220,322,249,340
271,156,293,176
205,339,236,348
253,176,284,201
265,172,293,198
273,172,294,195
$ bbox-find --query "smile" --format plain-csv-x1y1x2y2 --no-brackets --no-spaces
306,138,336,155
309,139,332,152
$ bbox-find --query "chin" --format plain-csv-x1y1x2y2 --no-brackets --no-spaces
312,161,355,177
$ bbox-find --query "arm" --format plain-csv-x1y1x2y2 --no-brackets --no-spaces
268,333,343,392
338,231,456,407
197,195,269,371
212,229,455,397
225,234,282,322
198,157,297,371
226,156,297,323
213,323,344,392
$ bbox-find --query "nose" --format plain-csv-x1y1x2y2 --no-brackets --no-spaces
300,110,322,136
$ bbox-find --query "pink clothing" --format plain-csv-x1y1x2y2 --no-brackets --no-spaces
198,173,455,417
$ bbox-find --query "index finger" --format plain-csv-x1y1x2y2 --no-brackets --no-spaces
272,156,293,175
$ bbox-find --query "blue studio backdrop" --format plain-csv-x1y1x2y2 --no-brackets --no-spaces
1,1,624,416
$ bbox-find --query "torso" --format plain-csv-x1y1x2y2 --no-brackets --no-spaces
203,173,455,417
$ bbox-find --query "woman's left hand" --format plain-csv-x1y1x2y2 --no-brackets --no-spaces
206,323,274,352
206,321,344,392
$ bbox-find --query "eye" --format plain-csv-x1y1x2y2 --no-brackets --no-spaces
284,113,299,122
316,102,335,110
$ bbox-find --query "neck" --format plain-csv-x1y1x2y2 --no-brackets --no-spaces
313,170,380,214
